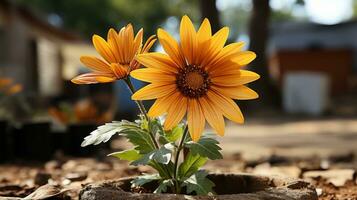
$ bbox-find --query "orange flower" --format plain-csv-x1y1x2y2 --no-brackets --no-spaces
131,16,259,141
72,24,156,84
0,78,12,88
6,84,22,95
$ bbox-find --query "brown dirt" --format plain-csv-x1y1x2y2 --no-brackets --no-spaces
0,155,356,199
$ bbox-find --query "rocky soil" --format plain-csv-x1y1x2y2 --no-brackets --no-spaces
0,152,356,199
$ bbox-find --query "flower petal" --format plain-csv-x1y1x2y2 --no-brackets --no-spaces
124,24,135,63
92,35,117,63
211,70,260,86
201,27,229,67
117,26,126,62
231,51,256,66
135,53,179,73
180,15,198,65
197,18,212,43
196,18,212,64
212,85,259,100
207,90,244,124
147,90,178,117
130,68,176,83
71,72,116,84
110,63,128,79
142,35,157,53
132,28,143,56
131,83,177,100
209,62,240,77
157,28,185,68
164,94,187,130
206,42,245,69
80,56,112,73
198,97,225,136
107,28,121,62
187,99,205,142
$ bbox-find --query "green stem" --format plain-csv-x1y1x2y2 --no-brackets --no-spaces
124,79,148,119
124,78,159,149
173,125,189,194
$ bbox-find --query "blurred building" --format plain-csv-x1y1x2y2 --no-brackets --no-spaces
269,20,357,95
0,0,81,97
269,20,357,115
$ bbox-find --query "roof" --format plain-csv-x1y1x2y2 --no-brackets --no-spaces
271,19,357,34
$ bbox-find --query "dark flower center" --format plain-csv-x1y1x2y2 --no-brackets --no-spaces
176,65,211,98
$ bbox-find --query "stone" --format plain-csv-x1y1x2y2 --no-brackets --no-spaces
65,172,88,182
316,188,323,196
303,169,356,187
252,163,301,178
34,172,51,186
24,184,69,200
79,173,318,200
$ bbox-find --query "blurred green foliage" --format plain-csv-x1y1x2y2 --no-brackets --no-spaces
15,0,318,42
15,0,199,39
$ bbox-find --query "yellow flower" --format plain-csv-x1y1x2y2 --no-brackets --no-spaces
72,24,156,84
131,16,260,141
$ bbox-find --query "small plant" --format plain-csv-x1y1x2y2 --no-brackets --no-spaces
73,16,259,195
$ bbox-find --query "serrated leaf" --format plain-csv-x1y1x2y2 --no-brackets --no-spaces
185,137,222,160
182,170,215,195
152,143,173,164
121,129,156,154
131,144,173,166
131,173,160,187
178,152,207,179
149,118,162,135
154,179,174,193
149,161,175,179
81,121,125,146
131,151,155,166
108,149,141,161
165,124,184,142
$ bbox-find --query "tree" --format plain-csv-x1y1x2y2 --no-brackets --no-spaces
15,0,172,38
248,0,278,106
199,0,220,32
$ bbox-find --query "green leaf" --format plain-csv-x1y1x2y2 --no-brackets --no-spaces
185,137,222,160
149,161,175,179
139,118,149,131
165,124,184,142
131,173,160,187
182,170,215,195
148,118,162,135
158,135,170,145
131,151,155,166
108,149,141,161
154,179,174,193
149,118,170,145
81,121,126,146
131,143,173,166
81,119,157,155
152,143,173,164
178,152,207,179
121,129,156,154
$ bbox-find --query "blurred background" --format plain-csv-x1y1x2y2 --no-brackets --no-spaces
0,0,357,198
0,0,357,199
